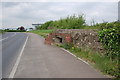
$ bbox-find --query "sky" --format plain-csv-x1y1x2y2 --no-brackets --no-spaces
0,0,119,29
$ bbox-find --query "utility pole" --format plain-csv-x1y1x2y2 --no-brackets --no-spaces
118,1,120,21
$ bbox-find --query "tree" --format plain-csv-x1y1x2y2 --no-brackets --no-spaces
17,26,26,31
20,26,25,31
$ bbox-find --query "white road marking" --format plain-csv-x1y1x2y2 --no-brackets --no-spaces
77,57,89,65
9,35,29,78
61,48,76,57
0,37,8,41
0,33,16,41
61,48,109,78
61,48,89,65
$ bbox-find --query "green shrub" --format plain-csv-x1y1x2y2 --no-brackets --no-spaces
36,14,86,30
98,27,120,60
37,21,53,30
98,22,120,78
60,43,73,50
99,22,120,30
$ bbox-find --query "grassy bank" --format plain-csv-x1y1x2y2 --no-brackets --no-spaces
58,43,119,79
29,30,53,38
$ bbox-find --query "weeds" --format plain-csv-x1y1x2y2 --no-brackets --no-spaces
30,30,53,38
59,43,119,78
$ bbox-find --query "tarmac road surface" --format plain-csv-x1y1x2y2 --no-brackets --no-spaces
12,33,108,78
2,32,28,78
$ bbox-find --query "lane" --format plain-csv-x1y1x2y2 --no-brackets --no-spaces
1,32,16,41
14,33,107,78
2,32,28,78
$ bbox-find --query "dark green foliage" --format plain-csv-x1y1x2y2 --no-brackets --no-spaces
5,30,26,32
99,22,120,30
98,22,120,60
89,21,120,30
98,22,120,78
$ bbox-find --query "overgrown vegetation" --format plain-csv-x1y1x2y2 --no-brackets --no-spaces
98,22,120,78
36,21,53,30
36,14,86,29
30,30,53,38
98,27,120,60
59,43,119,79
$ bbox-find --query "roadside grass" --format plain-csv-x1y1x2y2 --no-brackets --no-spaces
0,30,2,34
29,30,53,38
0,30,5,34
59,43,119,79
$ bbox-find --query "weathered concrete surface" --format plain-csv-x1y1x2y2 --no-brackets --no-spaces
14,33,107,78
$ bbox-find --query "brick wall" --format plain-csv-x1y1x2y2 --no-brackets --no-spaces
45,32,72,44
45,29,103,52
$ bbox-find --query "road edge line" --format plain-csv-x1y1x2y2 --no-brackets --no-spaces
8,35,29,78
61,48,110,78
61,48,89,65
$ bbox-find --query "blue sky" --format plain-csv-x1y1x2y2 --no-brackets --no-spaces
1,0,119,29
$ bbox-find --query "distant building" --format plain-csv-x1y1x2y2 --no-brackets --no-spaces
32,24,42,27
27,28,34,31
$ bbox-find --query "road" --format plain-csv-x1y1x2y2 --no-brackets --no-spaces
1,32,109,78
2,32,27,78
12,33,107,78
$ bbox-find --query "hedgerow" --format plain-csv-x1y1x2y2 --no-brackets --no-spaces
98,22,120,77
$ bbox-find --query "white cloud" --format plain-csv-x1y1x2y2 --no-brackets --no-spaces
1,0,119,2
2,2,118,28
0,3,2,28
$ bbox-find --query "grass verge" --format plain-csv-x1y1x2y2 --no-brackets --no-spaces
29,30,53,38
58,43,119,79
